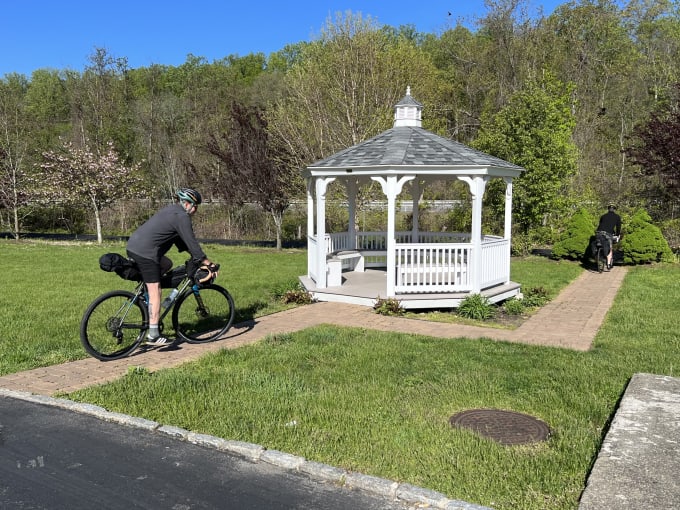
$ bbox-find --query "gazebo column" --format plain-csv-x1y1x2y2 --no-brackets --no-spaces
346,178,358,249
410,180,422,242
503,177,514,284
315,177,335,289
461,176,488,294
306,179,315,278
373,175,414,297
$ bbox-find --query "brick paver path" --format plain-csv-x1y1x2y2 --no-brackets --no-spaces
0,267,627,396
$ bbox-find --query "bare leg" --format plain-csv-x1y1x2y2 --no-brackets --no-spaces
146,282,162,327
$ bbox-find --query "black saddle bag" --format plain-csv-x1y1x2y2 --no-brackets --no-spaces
99,253,142,281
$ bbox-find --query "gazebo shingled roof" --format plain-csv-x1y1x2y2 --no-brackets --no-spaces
306,126,524,171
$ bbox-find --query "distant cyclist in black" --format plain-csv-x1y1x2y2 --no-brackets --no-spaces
596,204,622,270
127,188,217,345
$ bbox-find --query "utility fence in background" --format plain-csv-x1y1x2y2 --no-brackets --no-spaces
1,199,468,244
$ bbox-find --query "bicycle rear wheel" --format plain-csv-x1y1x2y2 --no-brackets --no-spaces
80,290,147,360
596,248,606,273
172,284,235,343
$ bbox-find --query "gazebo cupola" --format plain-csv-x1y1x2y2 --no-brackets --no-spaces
393,86,423,127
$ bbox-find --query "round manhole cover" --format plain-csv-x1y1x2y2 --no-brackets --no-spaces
449,409,550,445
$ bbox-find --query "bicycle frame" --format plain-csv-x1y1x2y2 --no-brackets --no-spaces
131,275,194,326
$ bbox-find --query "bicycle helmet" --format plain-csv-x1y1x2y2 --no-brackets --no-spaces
177,188,202,205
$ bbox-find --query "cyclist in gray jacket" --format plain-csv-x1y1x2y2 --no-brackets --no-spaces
127,188,216,345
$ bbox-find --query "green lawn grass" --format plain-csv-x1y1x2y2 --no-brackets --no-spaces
3,240,678,509
0,240,306,375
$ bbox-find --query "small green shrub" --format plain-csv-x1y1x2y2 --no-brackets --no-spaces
522,286,550,307
373,297,404,316
511,233,533,257
457,294,496,320
270,278,300,300
552,208,596,260
270,278,314,304
282,289,314,304
503,297,525,315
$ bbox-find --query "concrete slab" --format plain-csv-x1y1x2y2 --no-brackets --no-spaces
579,373,680,509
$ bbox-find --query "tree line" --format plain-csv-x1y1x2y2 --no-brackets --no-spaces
2,0,680,250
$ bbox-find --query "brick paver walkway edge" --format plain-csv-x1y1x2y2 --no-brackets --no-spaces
0,267,628,396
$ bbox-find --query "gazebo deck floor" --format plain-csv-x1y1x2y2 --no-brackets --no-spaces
300,269,521,310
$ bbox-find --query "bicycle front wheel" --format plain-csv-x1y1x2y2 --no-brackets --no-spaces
596,248,606,273
172,284,235,343
80,290,147,360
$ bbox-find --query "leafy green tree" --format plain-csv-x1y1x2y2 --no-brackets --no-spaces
269,11,443,168
542,0,642,204
134,54,269,200
622,0,680,104
25,69,70,147
551,207,596,260
474,0,544,108
473,72,578,233
127,63,191,197
69,48,134,154
421,25,481,143
620,208,674,264
36,140,146,243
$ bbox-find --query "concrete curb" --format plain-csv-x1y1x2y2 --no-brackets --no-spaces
0,388,492,510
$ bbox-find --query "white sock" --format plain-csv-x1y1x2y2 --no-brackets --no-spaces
147,325,159,339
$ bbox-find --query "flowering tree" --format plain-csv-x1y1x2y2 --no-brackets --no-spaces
37,140,146,243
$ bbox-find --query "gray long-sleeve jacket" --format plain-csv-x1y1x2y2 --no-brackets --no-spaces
127,203,206,262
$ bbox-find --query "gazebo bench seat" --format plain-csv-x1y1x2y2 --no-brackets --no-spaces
326,250,364,286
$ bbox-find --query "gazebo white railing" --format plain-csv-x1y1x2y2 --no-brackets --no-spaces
308,231,510,294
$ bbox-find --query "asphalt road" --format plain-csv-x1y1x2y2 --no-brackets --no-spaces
0,396,411,509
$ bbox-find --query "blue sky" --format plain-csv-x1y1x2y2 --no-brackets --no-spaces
2,1,563,77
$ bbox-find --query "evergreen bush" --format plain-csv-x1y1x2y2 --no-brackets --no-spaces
551,207,595,260
619,209,674,264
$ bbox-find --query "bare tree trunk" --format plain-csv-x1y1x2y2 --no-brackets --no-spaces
95,208,103,243
91,195,103,243
271,209,283,250
13,206,20,240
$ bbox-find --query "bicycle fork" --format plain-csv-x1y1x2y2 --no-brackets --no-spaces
191,285,210,318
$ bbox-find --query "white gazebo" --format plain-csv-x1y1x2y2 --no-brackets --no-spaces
300,88,525,309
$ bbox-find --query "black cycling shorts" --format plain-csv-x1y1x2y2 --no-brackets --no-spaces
126,252,171,284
